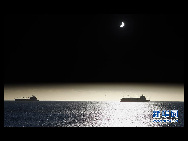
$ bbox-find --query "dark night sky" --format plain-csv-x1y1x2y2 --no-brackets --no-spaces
4,14,184,84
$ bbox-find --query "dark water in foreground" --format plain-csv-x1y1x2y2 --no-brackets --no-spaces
4,101,184,127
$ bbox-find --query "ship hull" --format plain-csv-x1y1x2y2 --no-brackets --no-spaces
15,99,39,102
120,98,150,102
120,100,150,102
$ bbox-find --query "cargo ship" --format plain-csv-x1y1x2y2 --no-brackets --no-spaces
15,95,39,101
120,94,150,102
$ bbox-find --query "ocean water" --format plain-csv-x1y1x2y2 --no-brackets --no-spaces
4,101,184,127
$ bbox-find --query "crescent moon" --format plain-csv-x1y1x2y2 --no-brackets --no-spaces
120,22,124,27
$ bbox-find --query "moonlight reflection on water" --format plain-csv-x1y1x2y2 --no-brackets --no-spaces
4,101,184,127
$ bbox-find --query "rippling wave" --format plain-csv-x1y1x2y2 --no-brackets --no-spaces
4,101,184,127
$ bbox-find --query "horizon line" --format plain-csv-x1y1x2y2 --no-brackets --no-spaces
4,100,184,102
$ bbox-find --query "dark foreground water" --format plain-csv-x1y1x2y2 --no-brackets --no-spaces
4,101,184,127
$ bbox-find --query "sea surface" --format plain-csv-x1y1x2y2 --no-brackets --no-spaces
4,101,184,127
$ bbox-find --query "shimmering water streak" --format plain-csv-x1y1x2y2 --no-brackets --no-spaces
4,101,184,127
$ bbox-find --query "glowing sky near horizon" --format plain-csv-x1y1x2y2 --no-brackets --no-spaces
4,83,184,101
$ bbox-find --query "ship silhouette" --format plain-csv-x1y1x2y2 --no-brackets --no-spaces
120,94,150,102
15,95,39,101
